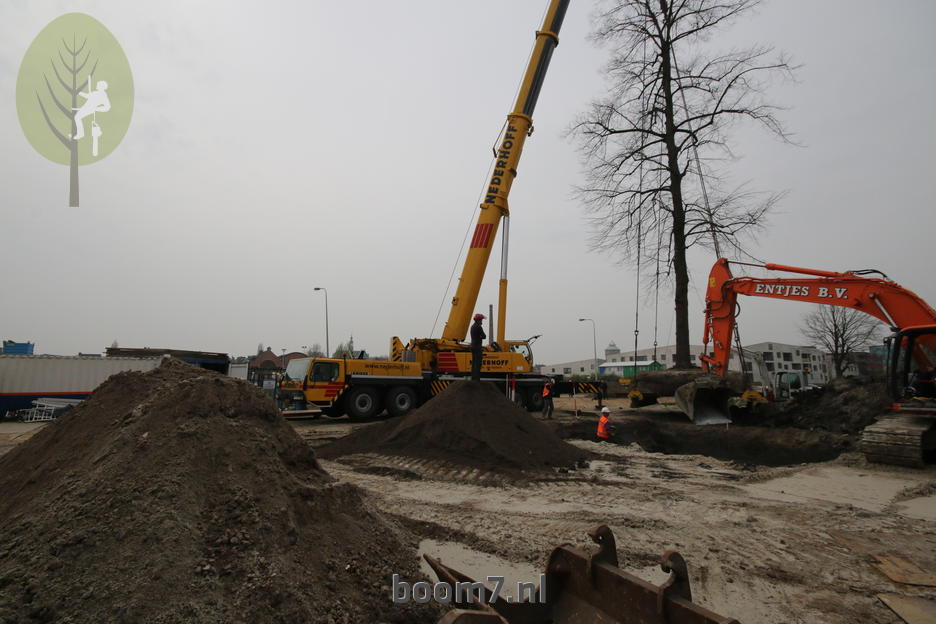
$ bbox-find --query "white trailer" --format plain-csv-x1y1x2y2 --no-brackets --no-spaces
0,355,161,417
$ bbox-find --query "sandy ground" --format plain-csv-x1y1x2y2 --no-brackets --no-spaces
0,421,45,458
296,408,936,624
4,406,935,622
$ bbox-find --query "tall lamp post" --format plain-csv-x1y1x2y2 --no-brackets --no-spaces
314,287,330,356
578,318,598,380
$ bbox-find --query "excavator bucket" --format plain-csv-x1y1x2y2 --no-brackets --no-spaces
674,376,734,426
427,525,740,624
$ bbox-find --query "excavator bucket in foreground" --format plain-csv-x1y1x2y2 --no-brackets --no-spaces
674,376,734,426
426,525,739,624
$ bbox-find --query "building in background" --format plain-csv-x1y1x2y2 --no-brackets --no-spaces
740,342,829,385
540,340,834,385
249,347,307,386
537,358,600,378
2,340,34,355
598,360,665,377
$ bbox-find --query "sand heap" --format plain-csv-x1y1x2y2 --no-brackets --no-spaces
319,380,588,473
0,359,436,624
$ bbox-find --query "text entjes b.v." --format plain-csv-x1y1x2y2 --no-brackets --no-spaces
754,284,849,298
484,125,519,206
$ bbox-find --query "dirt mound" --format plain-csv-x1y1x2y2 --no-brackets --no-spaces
318,380,588,473
750,377,889,434
630,368,747,393
0,359,436,624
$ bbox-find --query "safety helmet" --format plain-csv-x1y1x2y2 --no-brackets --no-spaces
473,313,485,320
601,407,610,414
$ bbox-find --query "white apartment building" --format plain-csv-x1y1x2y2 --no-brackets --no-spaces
537,358,600,378
742,342,831,385
540,340,833,384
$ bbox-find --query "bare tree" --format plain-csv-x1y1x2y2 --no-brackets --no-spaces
35,34,99,207
800,306,884,378
571,0,795,368
306,343,324,357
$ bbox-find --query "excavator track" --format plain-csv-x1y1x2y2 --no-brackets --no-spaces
859,412,936,467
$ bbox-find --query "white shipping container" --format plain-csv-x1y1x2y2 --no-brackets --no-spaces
0,355,161,394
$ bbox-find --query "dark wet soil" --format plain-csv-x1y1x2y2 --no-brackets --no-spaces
0,359,438,624
556,413,849,466
318,380,588,473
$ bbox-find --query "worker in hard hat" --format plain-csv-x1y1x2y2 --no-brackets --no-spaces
596,406,615,441
541,378,555,419
470,313,486,381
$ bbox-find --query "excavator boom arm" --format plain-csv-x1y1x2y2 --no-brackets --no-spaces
702,258,936,375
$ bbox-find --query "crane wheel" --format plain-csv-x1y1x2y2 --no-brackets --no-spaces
524,389,544,412
386,386,417,418
345,386,381,420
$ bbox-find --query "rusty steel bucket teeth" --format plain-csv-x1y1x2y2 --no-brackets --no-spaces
429,525,740,624
674,376,734,426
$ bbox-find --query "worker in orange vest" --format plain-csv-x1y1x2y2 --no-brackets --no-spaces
541,379,555,419
596,406,615,441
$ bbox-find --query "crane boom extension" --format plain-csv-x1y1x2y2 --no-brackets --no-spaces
441,0,569,343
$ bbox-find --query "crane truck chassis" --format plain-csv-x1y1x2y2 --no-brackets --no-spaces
278,354,604,419
682,257,936,467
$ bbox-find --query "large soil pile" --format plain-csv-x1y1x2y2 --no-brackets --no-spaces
752,377,889,434
319,380,587,473
0,359,436,624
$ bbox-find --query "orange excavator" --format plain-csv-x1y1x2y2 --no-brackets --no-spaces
684,257,936,466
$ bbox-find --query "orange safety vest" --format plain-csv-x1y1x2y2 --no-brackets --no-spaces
542,384,553,398
597,415,610,439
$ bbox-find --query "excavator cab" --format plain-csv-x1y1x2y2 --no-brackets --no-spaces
888,326,936,401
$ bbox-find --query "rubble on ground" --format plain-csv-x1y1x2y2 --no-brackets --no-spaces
753,376,889,435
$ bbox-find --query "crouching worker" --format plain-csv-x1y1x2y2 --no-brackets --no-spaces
596,406,615,441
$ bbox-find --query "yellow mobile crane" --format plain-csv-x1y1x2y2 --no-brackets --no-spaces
280,0,602,418
392,0,570,376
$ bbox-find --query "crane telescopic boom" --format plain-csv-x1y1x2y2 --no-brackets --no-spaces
441,0,570,344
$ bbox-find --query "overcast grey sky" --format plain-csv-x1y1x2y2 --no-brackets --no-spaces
2,0,934,364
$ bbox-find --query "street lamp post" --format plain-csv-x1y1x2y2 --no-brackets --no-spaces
314,287,330,356
578,318,598,381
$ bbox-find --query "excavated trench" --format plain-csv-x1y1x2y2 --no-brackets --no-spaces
556,415,850,467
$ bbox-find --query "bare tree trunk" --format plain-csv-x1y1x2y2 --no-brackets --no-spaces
659,1,691,369
69,145,79,207
69,45,79,207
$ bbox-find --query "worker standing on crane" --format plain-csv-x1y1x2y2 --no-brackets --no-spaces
470,314,486,381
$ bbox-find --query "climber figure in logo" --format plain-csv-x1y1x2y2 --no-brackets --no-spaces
73,78,110,155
